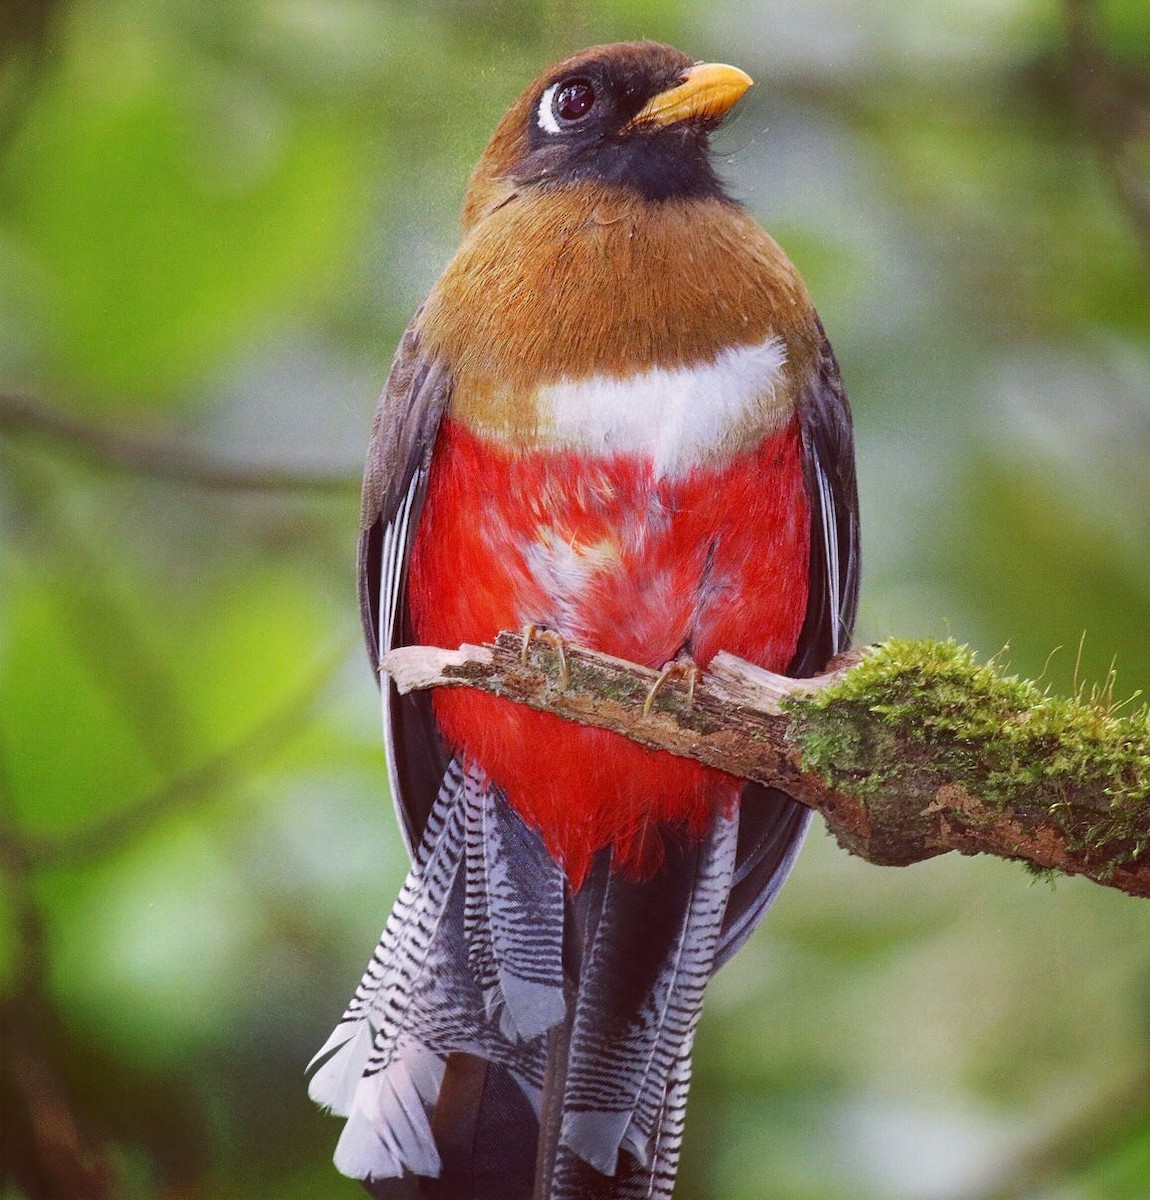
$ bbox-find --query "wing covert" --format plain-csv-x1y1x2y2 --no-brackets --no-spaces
789,315,860,674
358,314,453,856
718,316,860,965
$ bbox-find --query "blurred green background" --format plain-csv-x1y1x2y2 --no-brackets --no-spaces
1,0,1148,1197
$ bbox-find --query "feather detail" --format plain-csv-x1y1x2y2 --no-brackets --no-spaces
378,470,427,849
308,1018,374,1119
463,782,501,1016
308,758,469,1117
334,1053,446,1180
358,320,453,856
469,774,566,1040
639,1048,692,1198
558,809,739,1176
549,1048,691,1200
310,759,569,1185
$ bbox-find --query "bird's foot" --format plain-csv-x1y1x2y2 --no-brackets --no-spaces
519,624,570,689
642,656,700,717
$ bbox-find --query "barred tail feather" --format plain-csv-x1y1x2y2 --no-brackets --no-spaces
623,816,736,1164
314,774,797,1196
549,1050,692,1200
558,810,739,1176
479,776,566,1039
334,1053,446,1180
310,762,566,1190
308,759,469,1116
463,772,501,1017
462,767,565,1041
642,1048,693,1198
308,1019,374,1118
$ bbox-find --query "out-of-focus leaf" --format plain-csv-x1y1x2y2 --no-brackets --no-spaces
0,1,367,406
0,566,165,834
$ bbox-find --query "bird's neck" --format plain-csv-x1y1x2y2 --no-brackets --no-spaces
418,184,819,455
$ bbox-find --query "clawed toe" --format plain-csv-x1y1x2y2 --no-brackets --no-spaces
519,623,570,689
642,658,700,717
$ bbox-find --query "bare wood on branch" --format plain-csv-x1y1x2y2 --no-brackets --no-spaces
382,632,1150,899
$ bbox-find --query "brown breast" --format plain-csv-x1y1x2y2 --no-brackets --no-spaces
417,183,819,443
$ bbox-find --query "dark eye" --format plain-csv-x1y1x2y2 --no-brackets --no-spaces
555,79,595,122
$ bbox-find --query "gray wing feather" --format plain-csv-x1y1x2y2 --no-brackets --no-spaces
716,316,860,968
357,314,453,856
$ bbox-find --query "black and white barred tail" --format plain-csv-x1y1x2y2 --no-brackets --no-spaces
308,760,751,1198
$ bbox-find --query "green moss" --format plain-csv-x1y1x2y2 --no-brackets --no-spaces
785,639,1150,868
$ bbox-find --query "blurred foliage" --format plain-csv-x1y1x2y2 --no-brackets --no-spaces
0,0,1148,1197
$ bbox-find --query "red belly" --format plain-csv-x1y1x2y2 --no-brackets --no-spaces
408,417,810,885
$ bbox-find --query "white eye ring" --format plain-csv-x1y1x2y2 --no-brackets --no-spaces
537,83,562,134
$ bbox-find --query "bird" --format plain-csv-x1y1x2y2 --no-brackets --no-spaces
309,40,859,1199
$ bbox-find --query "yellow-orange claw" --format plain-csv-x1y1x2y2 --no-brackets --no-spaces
519,624,571,690
642,658,700,717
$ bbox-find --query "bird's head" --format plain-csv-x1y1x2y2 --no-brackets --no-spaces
462,42,753,229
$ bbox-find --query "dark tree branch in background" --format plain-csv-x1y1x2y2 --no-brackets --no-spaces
384,632,1150,899
1066,0,1150,266
0,652,344,873
0,392,359,495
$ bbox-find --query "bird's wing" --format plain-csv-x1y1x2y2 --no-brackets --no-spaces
787,316,861,677
717,318,860,966
358,312,454,857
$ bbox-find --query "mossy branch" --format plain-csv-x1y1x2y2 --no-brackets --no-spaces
382,633,1150,898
